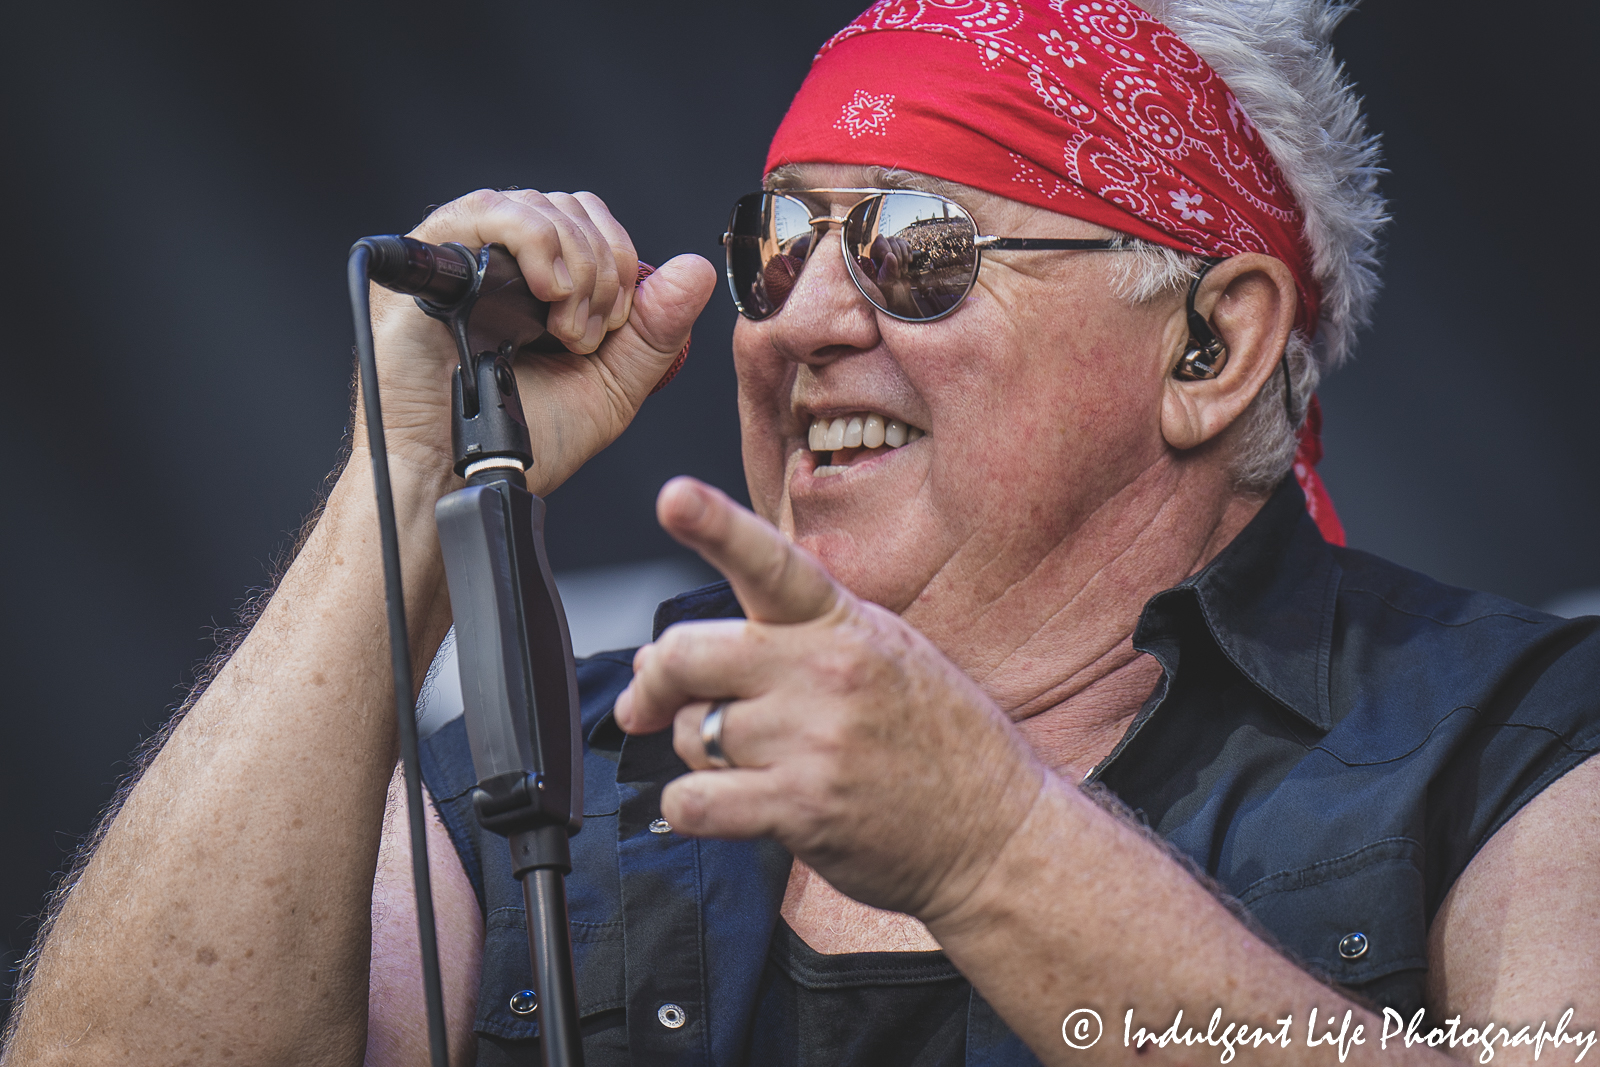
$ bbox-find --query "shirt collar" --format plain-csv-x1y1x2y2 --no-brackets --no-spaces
638,475,1340,736
1135,475,1340,732
581,580,747,751
652,578,746,639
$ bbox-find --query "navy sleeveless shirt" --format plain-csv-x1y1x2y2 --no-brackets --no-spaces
419,477,1600,1066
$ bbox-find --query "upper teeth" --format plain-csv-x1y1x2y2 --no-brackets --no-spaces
808,413,924,452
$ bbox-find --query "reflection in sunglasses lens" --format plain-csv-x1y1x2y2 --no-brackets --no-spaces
727,191,979,321
848,193,976,319
727,193,817,319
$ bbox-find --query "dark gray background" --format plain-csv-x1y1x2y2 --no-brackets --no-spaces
2,0,1595,1021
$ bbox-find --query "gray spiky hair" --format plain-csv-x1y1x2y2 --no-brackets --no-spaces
1150,0,1386,370
1113,0,1386,489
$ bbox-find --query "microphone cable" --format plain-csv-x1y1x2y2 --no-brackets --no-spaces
347,242,452,1067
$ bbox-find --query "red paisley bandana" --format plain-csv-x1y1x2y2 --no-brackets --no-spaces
765,0,1345,544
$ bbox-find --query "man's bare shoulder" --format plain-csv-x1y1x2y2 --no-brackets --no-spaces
1427,751,1600,1037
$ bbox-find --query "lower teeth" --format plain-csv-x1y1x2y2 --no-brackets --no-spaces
815,465,845,477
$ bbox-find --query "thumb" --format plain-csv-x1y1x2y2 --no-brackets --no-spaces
633,254,718,345
657,477,840,625
602,253,716,399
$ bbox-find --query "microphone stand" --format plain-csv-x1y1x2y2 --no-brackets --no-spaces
416,241,587,1067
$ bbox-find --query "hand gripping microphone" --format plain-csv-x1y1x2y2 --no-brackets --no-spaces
357,234,689,404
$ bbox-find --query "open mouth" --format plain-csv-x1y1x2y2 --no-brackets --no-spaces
806,412,925,477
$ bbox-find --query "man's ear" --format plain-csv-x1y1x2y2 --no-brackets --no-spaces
1160,253,1297,451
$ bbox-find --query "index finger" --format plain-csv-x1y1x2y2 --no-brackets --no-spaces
411,189,580,305
656,477,839,625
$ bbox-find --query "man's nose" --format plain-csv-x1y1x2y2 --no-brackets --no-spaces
766,225,881,365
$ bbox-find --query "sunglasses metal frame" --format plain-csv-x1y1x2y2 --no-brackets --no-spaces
721,187,1133,323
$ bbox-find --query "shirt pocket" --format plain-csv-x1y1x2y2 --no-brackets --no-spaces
1235,838,1428,995
474,907,627,1041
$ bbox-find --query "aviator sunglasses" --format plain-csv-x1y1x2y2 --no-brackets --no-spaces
722,188,1133,323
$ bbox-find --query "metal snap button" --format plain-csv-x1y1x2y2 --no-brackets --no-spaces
657,1002,687,1029
649,818,672,835
509,989,538,1015
1338,932,1369,960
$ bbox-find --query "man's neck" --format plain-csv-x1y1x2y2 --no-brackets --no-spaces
904,461,1267,777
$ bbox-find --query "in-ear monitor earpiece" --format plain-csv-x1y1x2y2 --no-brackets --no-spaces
1174,258,1229,381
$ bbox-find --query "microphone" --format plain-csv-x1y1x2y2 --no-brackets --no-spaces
351,234,690,394
355,235,480,306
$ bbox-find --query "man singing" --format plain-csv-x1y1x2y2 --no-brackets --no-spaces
7,1,1598,1065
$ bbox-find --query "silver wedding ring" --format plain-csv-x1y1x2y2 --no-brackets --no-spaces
701,700,734,769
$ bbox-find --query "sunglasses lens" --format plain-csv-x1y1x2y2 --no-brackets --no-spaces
725,191,980,321
845,192,977,320
726,193,818,320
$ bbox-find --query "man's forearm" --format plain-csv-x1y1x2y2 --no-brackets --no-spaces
5,453,455,1067
929,778,1450,1067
